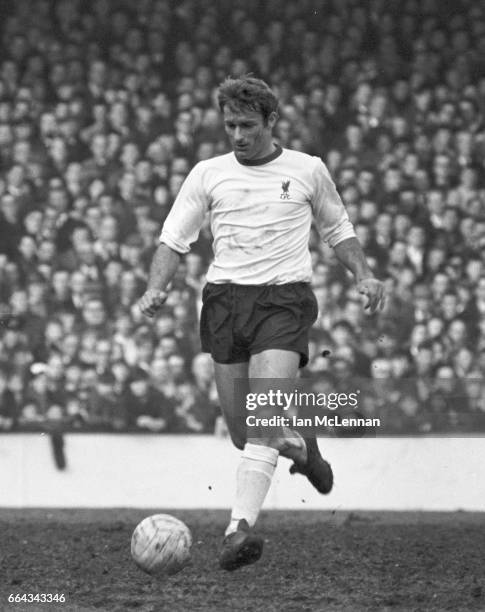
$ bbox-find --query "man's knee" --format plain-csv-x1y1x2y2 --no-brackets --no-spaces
229,431,246,450
224,418,246,450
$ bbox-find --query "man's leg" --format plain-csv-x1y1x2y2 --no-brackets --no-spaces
212,354,306,459
214,359,268,570
214,359,272,537
248,349,307,462
219,349,306,570
213,360,249,450
217,350,332,570
228,349,332,535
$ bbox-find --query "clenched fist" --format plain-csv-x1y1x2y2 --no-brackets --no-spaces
357,278,386,313
138,289,168,318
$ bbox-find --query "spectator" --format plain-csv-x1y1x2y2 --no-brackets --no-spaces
0,0,483,433
87,373,128,431
126,367,176,432
0,368,17,430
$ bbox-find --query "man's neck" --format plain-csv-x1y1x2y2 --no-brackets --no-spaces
236,144,282,167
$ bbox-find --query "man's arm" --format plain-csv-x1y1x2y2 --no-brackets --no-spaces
309,160,385,313
138,243,181,317
333,237,385,313
147,243,181,292
138,162,210,318
333,237,374,282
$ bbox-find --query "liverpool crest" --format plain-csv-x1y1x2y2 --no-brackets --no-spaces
280,179,291,199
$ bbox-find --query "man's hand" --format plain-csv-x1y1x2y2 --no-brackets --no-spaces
138,289,168,317
356,278,386,313
333,239,386,312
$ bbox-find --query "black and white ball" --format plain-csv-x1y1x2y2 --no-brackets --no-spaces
131,514,192,576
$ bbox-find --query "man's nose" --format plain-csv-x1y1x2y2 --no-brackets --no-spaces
234,127,244,141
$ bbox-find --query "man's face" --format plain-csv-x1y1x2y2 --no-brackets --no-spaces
76,241,96,264
223,106,276,162
408,226,425,248
99,216,118,242
130,379,149,397
83,300,106,326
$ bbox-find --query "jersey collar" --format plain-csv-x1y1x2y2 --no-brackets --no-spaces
235,144,283,166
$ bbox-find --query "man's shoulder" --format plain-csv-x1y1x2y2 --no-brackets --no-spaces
194,152,234,172
183,153,234,186
281,148,321,163
280,148,323,172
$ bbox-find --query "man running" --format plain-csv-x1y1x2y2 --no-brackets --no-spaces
138,76,385,570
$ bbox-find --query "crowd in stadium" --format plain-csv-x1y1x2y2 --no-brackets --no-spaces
0,0,484,434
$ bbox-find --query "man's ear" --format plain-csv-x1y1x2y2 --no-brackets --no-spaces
267,111,278,129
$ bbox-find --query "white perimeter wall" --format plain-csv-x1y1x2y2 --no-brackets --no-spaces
1,434,484,510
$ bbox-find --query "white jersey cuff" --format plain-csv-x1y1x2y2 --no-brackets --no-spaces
159,231,190,255
328,220,357,248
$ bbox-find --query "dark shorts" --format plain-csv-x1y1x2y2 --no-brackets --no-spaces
200,282,318,367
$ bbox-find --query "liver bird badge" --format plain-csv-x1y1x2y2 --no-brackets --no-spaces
280,179,291,199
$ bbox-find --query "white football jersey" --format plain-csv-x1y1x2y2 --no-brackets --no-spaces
160,146,355,284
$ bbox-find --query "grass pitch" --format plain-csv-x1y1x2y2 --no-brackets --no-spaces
0,509,484,611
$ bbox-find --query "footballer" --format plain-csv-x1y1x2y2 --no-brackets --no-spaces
138,76,385,571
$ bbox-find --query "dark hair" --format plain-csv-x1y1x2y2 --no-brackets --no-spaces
217,76,278,123
417,339,434,352
129,367,150,383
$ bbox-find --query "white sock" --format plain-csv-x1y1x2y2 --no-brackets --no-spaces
225,443,279,536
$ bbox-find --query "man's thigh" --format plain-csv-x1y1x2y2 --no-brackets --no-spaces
248,348,300,415
247,349,302,447
214,360,249,449
249,348,300,382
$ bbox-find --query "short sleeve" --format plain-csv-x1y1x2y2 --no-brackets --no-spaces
160,163,210,254
310,159,356,247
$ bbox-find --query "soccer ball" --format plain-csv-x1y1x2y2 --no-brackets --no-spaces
131,514,192,576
